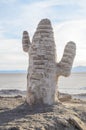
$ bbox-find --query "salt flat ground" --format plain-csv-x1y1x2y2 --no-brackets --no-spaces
0,73,86,129
0,73,86,94
0,96,86,129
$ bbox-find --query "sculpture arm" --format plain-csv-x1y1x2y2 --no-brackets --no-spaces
22,31,31,52
57,41,76,77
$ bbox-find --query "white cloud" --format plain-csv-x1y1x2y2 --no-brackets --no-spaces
33,0,86,9
0,38,28,70
54,20,86,66
0,0,86,70
1,0,86,38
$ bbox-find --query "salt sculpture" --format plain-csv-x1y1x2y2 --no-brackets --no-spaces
22,19,76,105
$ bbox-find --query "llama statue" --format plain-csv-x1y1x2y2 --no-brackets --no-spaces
22,19,76,105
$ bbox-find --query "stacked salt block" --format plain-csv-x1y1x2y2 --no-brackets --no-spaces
22,19,76,105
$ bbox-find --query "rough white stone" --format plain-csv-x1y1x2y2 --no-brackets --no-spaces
22,19,76,105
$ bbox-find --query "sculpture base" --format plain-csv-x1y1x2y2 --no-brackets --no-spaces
0,96,85,130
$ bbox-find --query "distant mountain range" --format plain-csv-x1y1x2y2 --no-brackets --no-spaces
0,70,27,73
72,66,86,72
0,66,86,73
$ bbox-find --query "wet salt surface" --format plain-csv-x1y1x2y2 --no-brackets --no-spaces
0,73,86,96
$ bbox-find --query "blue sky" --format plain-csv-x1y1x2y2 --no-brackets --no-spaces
0,0,86,70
